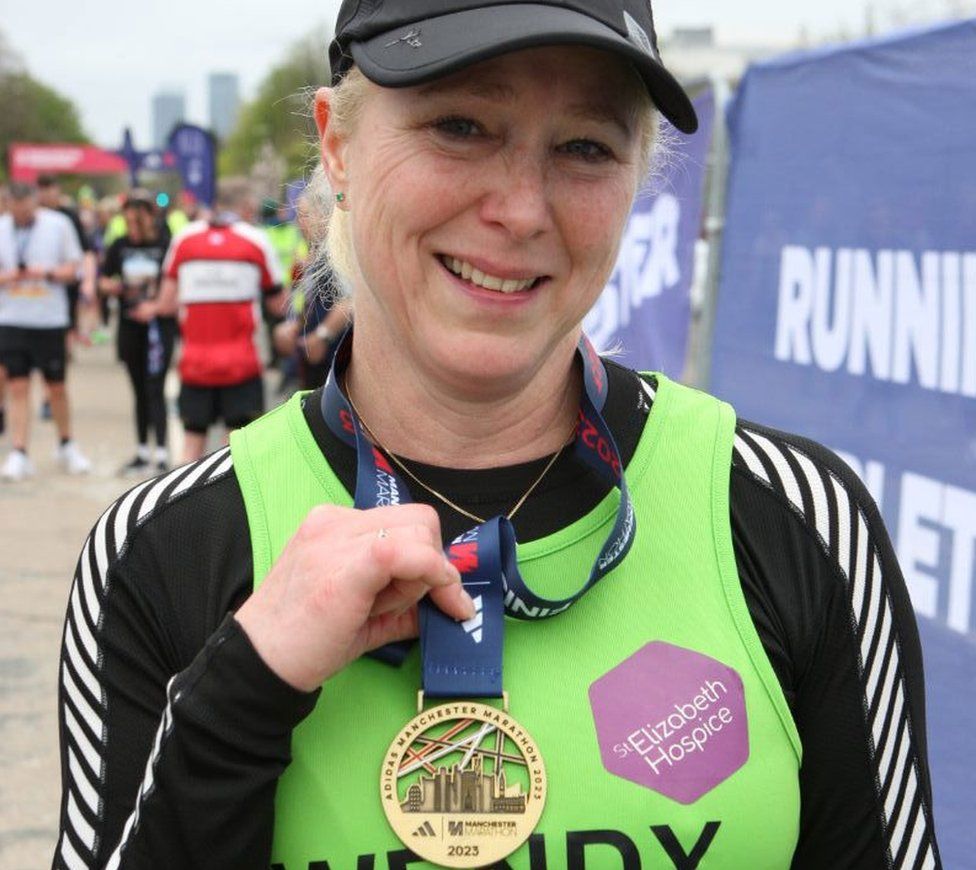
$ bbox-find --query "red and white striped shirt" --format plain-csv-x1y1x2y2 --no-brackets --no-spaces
164,220,282,386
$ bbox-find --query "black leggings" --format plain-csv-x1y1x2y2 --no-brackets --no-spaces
117,318,177,448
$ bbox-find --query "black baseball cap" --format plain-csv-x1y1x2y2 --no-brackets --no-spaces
330,1,698,134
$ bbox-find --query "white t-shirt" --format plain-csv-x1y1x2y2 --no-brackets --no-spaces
0,207,83,328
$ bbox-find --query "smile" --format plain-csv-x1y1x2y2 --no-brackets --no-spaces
438,255,541,294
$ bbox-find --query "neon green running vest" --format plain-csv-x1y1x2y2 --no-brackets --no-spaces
230,376,802,869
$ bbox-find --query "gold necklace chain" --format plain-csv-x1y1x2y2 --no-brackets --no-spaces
344,383,571,524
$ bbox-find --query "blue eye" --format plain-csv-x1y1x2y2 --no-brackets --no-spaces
560,139,613,162
432,116,481,139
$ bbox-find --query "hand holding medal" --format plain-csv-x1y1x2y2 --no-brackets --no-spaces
235,503,475,693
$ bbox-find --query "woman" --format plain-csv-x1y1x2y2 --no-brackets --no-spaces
54,2,940,868
98,193,177,474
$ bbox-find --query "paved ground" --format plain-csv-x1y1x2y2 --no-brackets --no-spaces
0,342,190,870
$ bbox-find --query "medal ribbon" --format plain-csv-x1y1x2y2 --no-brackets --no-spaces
14,223,35,271
321,333,636,698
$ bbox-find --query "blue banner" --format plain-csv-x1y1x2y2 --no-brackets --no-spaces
583,87,715,377
115,127,177,187
166,123,217,207
710,20,976,865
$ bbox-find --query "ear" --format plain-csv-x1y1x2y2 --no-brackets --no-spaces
314,87,349,194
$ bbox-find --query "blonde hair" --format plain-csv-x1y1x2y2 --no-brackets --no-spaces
321,68,372,289
305,65,671,294
294,164,343,305
297,166,334,246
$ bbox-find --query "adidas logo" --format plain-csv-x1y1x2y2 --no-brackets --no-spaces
412,820,437,837
462,595,484,643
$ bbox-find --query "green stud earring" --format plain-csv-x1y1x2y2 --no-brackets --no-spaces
336,192,345,204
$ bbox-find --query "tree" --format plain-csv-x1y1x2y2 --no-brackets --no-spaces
219,26,331,186
0,29,89,182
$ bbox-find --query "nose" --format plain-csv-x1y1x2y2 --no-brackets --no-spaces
478,150,554,241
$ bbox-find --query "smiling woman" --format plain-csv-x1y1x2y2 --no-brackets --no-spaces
53,1,940,868
317,46,653,445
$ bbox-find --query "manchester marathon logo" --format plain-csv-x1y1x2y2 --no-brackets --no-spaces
381,702,546,866
372,448,401,506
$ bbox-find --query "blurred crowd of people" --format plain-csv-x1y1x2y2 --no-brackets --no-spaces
0,173,350,482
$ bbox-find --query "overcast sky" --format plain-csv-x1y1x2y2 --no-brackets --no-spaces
1,0,965,146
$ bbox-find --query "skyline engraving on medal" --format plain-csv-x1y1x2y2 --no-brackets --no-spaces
403,751,526,815
381,702,546,867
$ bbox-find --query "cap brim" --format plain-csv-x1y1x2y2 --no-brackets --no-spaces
350,4,698,134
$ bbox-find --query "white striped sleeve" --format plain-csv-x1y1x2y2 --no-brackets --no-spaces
53,451,235,869
733,424,939,868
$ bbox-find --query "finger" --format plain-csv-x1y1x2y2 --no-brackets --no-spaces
370,582,427,617
361,607,421,653
307,502,442,538
363,539,472,617
292,506,440,559
367,557,464,617
358,522,438,549
363,537,461,594
428,581,479,622
370,573,474,623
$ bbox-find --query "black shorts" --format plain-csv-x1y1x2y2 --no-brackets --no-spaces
179,377,264,433
0,326,68,382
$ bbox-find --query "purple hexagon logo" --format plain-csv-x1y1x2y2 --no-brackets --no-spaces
588,641,749,804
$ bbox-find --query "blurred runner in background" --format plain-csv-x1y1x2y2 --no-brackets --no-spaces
131,179,286,461
260,197,302,383
36,174,97,341
262,197,304,292
0,182,91,480
273,182,351,390
100,191,177,475
88,196,124,344
166,192,189,238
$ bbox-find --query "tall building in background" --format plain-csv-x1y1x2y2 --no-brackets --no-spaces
152,90,186,149
208,73,240,142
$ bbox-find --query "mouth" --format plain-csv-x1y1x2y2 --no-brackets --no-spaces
437,255,546,294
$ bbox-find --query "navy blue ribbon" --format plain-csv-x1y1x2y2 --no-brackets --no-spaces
321,332,636,698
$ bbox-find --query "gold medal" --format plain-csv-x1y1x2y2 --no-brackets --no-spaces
381,696,547,867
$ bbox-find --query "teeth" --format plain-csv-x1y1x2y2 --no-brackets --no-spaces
481,274,503,291
441,256,536,293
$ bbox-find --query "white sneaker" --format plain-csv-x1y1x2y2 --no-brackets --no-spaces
1,450,35,482
58,441,92,475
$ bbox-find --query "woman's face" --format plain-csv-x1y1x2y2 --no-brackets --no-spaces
123,206,153,242
323,45,647,390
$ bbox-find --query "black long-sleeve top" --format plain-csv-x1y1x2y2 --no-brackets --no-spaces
53,361,940,869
